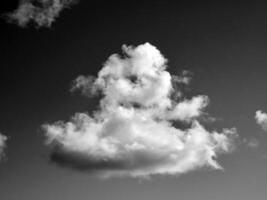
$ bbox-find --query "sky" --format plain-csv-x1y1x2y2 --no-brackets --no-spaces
1,0,267,200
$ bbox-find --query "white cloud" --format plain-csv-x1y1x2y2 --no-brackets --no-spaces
166,95,209,121
0,133,7,161
43,43,237,178
255,110,267,131
6,0,78,28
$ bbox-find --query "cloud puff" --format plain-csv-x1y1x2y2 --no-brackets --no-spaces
243,138,260,149
0,133,7,161
43,43,237,178
6,0,78,28
255,110,267,131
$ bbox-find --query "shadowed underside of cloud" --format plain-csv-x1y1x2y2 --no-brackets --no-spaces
255,110,267,131
43,43,237,178
0,133,7,161
6,0,78,28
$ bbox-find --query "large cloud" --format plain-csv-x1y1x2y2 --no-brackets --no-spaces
6,0,78,28
255,110,267,131
43,43,237,178
0,133,7,161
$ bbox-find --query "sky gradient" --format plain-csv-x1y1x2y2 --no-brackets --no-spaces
1,1,267,199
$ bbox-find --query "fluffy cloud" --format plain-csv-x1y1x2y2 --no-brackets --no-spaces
0,133,7,161
43,43,237,178
255,110,267,131
6,0,78,28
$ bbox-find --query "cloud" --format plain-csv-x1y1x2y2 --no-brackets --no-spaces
255,110,267,131
243,138,260,149
0,133,7,161
6,0,78,28
43,43,237,178
172,70,193,85
166,95,209,121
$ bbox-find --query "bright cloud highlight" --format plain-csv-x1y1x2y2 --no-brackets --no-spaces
43,43,237,178
255,110,267,131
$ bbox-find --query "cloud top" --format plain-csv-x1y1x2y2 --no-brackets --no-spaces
0,133,7,161
43,43,237,178
6,0,78,28
255,110,267,131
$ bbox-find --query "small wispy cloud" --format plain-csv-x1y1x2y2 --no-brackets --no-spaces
243,138,260,149
255,110,267,131
43,43,238,178
6,0,78,28
0,133,7,161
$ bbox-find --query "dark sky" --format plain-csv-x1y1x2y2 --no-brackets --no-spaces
1,1,267,199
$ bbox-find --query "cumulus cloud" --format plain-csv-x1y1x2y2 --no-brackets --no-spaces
0,133,7,161
43,43,237,178
255,110,267,131
6,0,78,28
